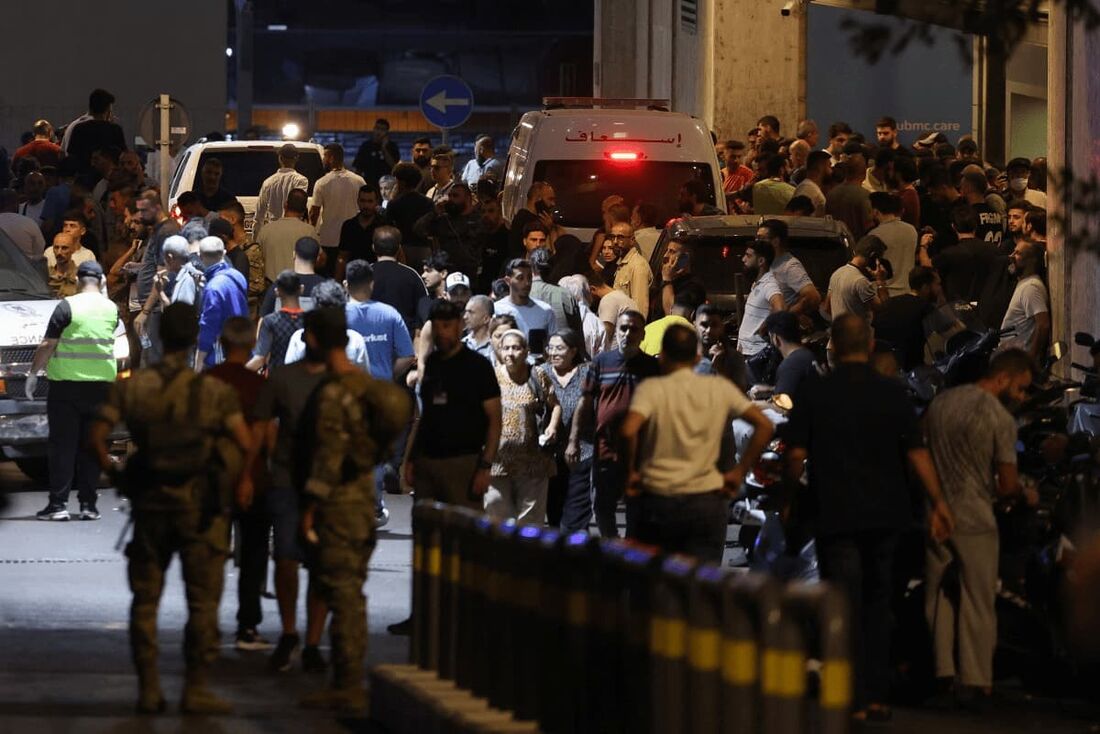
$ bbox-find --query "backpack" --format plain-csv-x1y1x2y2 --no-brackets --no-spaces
242,242,267,301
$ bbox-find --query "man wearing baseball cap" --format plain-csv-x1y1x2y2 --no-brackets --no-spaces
28,259,125,521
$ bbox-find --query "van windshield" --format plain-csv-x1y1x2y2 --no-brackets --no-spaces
532,160,717,229
0,230,51,301
196,149,325,198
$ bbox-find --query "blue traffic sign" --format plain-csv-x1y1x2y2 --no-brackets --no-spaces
419,75,474,130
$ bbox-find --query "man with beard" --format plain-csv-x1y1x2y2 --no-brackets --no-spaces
677,178,724,217
413,182,481,278
409,137,433,193
923,348,1038,711
998,240,1050,362
568,310,659,538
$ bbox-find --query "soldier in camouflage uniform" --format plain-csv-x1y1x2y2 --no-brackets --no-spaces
89,303,252,715
298,307,411,710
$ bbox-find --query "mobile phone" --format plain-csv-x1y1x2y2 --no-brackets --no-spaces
675,252,690,272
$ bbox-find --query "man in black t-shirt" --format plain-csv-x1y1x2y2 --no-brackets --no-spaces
370,225,429,336
384,163,434,272
783,314,953,718
761,311,817,398
961,169,1005,250
872,266,959,371
337,183,387,272
407,300,502,510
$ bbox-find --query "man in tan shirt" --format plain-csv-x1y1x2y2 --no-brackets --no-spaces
609,222,654,318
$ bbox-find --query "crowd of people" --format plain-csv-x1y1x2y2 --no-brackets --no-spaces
9,89,1053,718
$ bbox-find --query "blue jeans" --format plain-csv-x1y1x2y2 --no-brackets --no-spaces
626,491,728,564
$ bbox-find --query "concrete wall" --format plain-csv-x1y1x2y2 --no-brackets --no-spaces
0,1,227,152
594,0,804,136
710,0,804,142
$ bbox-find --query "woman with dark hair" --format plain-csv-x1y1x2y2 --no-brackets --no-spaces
486,329,561,524
541,328,594,532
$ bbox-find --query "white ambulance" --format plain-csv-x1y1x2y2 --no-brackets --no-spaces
501,98,725,241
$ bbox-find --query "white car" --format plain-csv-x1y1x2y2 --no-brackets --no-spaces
0,232,129,480
502,99,726,241
167,140,326,233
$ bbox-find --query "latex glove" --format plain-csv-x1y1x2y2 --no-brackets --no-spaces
24,374,37,400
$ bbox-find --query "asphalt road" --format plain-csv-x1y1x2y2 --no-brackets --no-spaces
1,461,1096,733
0,462,410,732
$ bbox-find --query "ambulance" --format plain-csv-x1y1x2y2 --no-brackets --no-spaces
501,98,725,241
0,231,129,481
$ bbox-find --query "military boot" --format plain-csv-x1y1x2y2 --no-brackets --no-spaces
180,669,232,715
135,668,166,715
299,686,367,711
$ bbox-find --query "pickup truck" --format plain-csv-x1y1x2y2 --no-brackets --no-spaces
0,230,129,480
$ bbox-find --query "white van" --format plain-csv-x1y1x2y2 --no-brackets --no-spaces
501,99,725,241
168,140,326,232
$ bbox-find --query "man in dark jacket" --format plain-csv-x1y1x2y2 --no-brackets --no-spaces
413,182,482,279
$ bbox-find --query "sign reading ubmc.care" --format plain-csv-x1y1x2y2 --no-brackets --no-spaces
419,75,474,130
806,5,974,147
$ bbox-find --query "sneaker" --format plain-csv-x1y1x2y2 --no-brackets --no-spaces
79,504,101,521
235,628,273,651
387,617,412,636
302,645,327,673
36,504,69,521
269,633,300,672
376,506,390,529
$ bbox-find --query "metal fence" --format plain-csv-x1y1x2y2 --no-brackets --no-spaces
371,500,853,734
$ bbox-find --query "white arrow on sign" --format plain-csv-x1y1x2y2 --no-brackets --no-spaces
426,90,471,114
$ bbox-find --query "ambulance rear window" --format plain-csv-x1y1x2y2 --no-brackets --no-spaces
532,160,716,229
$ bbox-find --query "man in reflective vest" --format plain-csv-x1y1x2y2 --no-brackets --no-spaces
28,259,122,521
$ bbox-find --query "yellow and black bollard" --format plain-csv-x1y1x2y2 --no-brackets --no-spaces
649,554,697,733
533,527,567,733
784,583,852,734
720,573,781,734
468,514,497,701
616,543,661,734
486,520,519,713
760,583,806,734
687,563,726,733
411,500,446,671
561,531,600,733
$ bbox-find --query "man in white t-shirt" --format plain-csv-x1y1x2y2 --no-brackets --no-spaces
309,143,366,264
737,240,784,358
998,241,1050,362
792,150,830,217
492,258,556,358
620,324,774,562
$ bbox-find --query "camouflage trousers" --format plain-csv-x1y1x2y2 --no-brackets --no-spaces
312,502,376,689
126,510,229,677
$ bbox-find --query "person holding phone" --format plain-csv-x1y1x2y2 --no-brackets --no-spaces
656,239,707,319
493,258,557,361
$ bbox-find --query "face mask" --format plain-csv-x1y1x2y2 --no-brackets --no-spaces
1010,177,1028,191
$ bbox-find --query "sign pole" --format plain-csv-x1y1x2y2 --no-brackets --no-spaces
441,127,450,147
158,93,170,210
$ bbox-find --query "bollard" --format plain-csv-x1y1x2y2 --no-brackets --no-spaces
438,505,465,680
412,501,445,670
721,573,781,734
452,507,482,691
760,579,806,734
486,520,519,713
687,563,727,733
532,527,566,733
587,541,623,733
469,515,497,700
617,543,661,734
784,583,851,734
560,532,600,733
649,554,697,734
511,524,545,723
